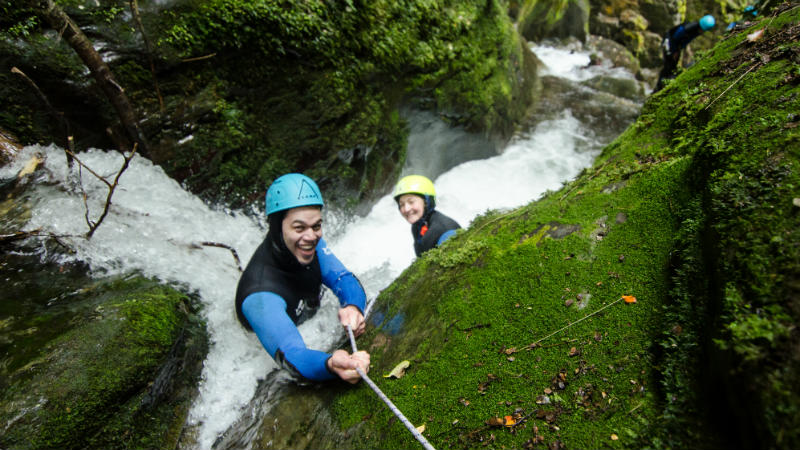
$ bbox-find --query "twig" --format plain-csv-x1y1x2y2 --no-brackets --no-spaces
200,241,243,272
64,145,137,238
181,53,217,63
0,229,43,244
87,145,137,238
704,62,760,110
129,0,164,112
11,66,74,167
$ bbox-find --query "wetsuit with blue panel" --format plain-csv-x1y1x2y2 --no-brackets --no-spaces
235,233,365,382
234,172,366,383
412,208,461,257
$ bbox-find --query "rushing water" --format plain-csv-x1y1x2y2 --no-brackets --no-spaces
1,44,642,448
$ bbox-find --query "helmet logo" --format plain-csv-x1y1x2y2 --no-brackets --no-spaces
297,179,321,201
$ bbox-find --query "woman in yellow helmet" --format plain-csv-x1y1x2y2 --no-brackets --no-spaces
393,175,461,256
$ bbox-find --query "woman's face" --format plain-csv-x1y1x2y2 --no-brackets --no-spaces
397,194,425,224
282,206,323,265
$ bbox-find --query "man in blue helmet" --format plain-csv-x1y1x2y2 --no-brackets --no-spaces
235,173,369,383
655,14,716,92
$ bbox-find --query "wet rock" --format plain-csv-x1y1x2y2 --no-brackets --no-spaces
580,75,646,101
0,245,207,450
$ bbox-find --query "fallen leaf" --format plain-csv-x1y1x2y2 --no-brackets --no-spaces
486,417,504,427
416,423,426,434
544,387,552,394
565,299,574,307
452,419,459,425
594,331,603,342
622,295,637,304
383,360,410,379
459,397,471,406
568,347,580,357
747,29,764,42
611,433,619,440
503,415,516,427
504,347,518,355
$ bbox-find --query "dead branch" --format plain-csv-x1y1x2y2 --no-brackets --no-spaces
10,66,74,167
0,229,43,245
200,241,243,272
29,0,149,155
65,145,138,239
181,53,217,63
129,0,164,112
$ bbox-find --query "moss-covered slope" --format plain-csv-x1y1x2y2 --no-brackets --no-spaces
254,5,800,450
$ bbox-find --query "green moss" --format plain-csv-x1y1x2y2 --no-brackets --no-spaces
0,277,207,450
253,7,800,450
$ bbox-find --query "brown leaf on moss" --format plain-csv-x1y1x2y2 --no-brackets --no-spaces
486,417,504,427
478,374,498,393
565,299,574,307
569,347,580,357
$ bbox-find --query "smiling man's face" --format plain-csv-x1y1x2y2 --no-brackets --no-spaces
282,206,322,265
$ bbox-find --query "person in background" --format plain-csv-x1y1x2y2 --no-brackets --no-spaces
654,14,716,92
235,173,369,383
393,175,461,256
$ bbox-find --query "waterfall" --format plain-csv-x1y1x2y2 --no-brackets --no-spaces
1,43,642,449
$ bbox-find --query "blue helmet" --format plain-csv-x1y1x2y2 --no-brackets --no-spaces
699,15,716,31
265,173,324,216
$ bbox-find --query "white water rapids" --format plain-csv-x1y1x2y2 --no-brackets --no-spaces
2,44,641,448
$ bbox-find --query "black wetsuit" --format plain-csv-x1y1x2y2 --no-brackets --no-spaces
656,21,704,90
235,234,322,328
234,226,365,381
412,209,461,256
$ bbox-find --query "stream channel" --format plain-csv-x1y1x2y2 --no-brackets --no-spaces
1,42,646,448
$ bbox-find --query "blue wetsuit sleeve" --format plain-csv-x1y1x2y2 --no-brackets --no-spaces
317,238,366,313
437,229,457,246
241,292,335,381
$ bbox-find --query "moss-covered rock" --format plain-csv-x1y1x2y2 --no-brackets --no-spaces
0,264,208,450
249,5,800,449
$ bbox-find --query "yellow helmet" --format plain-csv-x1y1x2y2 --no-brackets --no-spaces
393,175,436,199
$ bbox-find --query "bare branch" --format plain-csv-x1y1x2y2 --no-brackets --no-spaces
129,0,164,112
0,229,43,244
11,66,74,167
182,53,217,63
29,0,149,155
87,144,138,238
200,241,243,272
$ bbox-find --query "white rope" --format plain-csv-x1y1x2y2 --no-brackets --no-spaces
529,296,625,348
346,325,436,450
